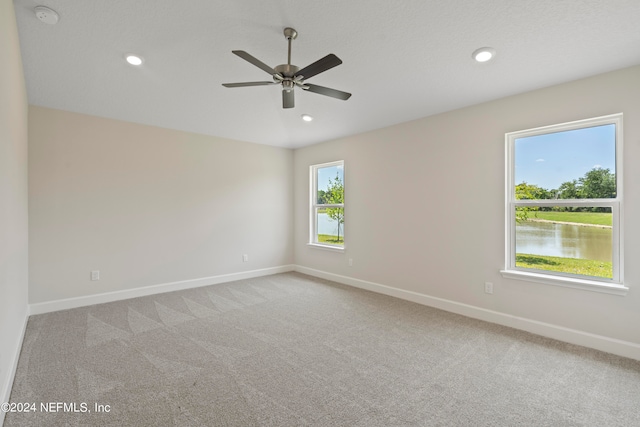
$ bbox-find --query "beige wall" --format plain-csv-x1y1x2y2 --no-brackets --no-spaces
294,65,640,346
28,106,293,303
0,0,29,413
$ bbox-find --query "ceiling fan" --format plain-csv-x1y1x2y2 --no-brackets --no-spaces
222,27,351,109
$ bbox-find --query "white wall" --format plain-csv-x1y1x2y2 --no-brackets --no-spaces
0,0,29,419
294,66,640,349
28,106,293,304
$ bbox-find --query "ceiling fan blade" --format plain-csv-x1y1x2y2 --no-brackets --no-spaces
303,84,351,100
282,90,294,109
222,81,278,88
295,54,342,80
232,50,276,75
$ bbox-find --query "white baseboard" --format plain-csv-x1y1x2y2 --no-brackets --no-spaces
1,311,29,427
29,265,295,315
294,265,640,361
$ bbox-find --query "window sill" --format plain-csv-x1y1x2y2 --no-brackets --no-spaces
500,269,628,296
307,242,345,253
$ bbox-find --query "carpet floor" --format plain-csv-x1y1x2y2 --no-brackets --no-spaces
5,272,640,426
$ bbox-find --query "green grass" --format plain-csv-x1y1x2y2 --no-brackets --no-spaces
318,234,344,245
527,211,612,226
516,253,612,278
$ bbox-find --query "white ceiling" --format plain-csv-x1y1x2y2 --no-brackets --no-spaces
13,0,640,149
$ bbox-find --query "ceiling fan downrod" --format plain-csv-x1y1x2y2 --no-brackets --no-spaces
279,28,299,93
284,27,297,66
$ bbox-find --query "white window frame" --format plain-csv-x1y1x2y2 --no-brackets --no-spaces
501,113,627,295
308,160,345,251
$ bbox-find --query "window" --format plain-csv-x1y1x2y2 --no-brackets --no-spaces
502,114,626,294
310,161,344,249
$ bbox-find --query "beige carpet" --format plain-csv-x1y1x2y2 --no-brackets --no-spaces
5,272,640,426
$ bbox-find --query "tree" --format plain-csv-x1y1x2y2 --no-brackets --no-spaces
317,189,328,204
515,182,551,200
557,179,580,199
514,182,546,222
324,173,344,242
554,168,615,211
579,167,616,199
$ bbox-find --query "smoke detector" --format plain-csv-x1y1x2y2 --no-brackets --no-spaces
34,6,59,25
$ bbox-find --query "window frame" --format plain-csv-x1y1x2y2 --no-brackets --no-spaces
501,113,627,295
308,160,345,251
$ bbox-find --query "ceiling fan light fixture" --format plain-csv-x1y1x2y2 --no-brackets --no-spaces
472,47,496,63
125,54,143,66
301,114,313,122
282,80,294,91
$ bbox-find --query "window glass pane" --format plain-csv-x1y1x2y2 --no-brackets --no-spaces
316,207,344,246
316,164,344,204
514,124,616,200
514,206,612,279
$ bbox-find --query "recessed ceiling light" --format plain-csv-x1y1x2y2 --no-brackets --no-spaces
301,114,313,122
472,47,496,63
125,55,143,66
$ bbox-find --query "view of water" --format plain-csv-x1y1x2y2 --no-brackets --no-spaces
318,213,609,260
317,212,343,237
516,221,612,262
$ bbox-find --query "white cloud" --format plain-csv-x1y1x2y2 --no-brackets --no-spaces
536,158,545,162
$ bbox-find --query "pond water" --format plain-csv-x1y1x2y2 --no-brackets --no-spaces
317,212,343,236
318,214,610,261
516,221,612,262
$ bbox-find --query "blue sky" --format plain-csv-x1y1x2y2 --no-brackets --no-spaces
515,124,616,190
317,164,343,193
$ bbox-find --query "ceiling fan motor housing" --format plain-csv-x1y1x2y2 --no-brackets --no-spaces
274,64,299,78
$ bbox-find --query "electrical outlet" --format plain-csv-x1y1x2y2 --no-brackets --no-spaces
242,254,249,262
484,282,493,294
91,270,100,281
348,258,353,267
